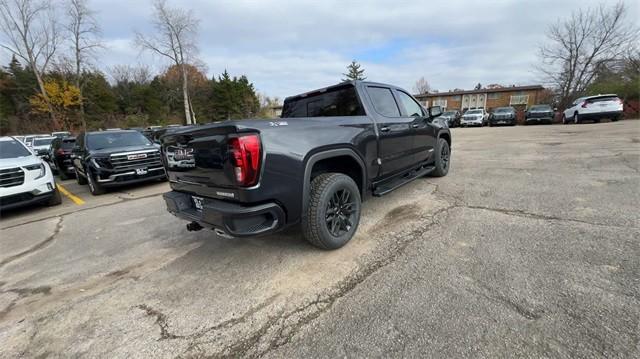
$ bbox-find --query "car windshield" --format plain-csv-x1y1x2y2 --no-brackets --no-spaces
0,139,31,159
467,110,482,114
33,138,54,146
86,131,152,150
530,105,551,111
495,108,512,113
442,111,456,116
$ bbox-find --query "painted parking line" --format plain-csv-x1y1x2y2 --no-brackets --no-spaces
56,184,85,205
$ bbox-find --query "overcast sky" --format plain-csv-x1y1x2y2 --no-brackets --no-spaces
2,0,639,98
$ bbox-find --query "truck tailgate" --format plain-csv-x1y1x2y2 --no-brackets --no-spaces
161,123,259,190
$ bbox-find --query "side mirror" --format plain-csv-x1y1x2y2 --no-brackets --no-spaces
553,107,558,111
429,106,443,118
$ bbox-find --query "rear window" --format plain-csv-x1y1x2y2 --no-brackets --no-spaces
495,108,513,113
589,96,619,103
282,85,365,118
61,138,76,149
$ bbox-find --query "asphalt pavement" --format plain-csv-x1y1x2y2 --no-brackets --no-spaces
0,120,638,358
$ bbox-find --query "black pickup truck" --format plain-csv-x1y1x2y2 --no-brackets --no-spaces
161,81,451,249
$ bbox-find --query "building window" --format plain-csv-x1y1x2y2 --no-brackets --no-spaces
510,94,529,105
433,99,447,108
451,95,461,101
488,93,500,100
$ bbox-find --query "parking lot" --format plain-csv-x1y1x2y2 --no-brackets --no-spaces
1,121,639,357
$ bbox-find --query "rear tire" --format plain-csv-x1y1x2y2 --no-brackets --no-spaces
47,187,62,206
429,138,450,177
302,173,361,250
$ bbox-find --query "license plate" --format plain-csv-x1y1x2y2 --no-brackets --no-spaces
135,168,148,175
192,196,204,211
498,121,506,124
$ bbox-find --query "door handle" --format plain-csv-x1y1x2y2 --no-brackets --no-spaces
380,126,390,132
411,124,420,128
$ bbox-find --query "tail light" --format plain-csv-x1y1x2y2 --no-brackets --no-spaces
228,134,261,186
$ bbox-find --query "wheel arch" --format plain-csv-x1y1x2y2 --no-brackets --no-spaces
302,148,367,214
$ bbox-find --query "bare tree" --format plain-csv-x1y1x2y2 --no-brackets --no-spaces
108,64,152,85
0,0,59,116
66,0,101,131
412,76,431,94
135,0,199,124
538,2,639,107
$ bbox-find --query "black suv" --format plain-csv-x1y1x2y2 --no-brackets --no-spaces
72,130,166,195
525,104,555,125
49,136,76,179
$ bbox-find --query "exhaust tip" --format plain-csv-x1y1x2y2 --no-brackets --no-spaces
214,228,234,239
186,221,203,232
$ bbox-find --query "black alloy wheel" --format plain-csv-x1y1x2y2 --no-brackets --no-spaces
325,188,357,237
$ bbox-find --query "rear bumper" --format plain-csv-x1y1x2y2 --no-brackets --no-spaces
163,191,285,237
580,111,622,120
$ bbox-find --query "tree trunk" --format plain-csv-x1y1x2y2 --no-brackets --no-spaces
76,47,86,131
30,62,58,129
181,63,192,125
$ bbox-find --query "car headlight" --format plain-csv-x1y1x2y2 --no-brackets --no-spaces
91,157,110,168
25,163,46,179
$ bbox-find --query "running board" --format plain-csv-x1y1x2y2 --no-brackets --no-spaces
372,165,435,196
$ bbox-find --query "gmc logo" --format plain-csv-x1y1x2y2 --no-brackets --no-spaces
174,148,194,160
127,153,147,160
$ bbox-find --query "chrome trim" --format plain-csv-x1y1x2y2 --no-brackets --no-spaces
109,149,159,157
96,166,165,182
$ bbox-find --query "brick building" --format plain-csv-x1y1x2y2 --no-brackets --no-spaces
414,85,547,113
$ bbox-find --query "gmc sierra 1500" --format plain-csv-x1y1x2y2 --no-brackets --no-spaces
161,80,451,249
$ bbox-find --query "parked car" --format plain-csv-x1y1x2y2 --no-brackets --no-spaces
31,136,55,158
72,130,166,195
489,107,517,126
562,94,623,124
49,136,76,180
0,136,61,210
461,109,487,127
440,110,461,127
23,134,49,147
161,80,451,249
51,131,71,139
525,104,555,125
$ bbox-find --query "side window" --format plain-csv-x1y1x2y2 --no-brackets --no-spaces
396,91,424,117
366,86,401,117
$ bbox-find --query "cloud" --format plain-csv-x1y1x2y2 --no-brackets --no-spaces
2,0,638,98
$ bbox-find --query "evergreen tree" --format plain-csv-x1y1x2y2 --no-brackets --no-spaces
342,60,366,81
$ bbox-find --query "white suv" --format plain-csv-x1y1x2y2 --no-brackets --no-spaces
0,136,62,210
562,94,623,124
461,108,488,127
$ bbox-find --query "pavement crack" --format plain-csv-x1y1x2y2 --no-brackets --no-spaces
209,204,457,358
0,216,63,269
136,304,183,340
462,204,635,229
465,282,542,320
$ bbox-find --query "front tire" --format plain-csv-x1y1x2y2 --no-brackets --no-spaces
75,167,87,185
47,187,62,206
573,113,581,124
302,173,361,250
429,137,450,177
87,170,106,195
